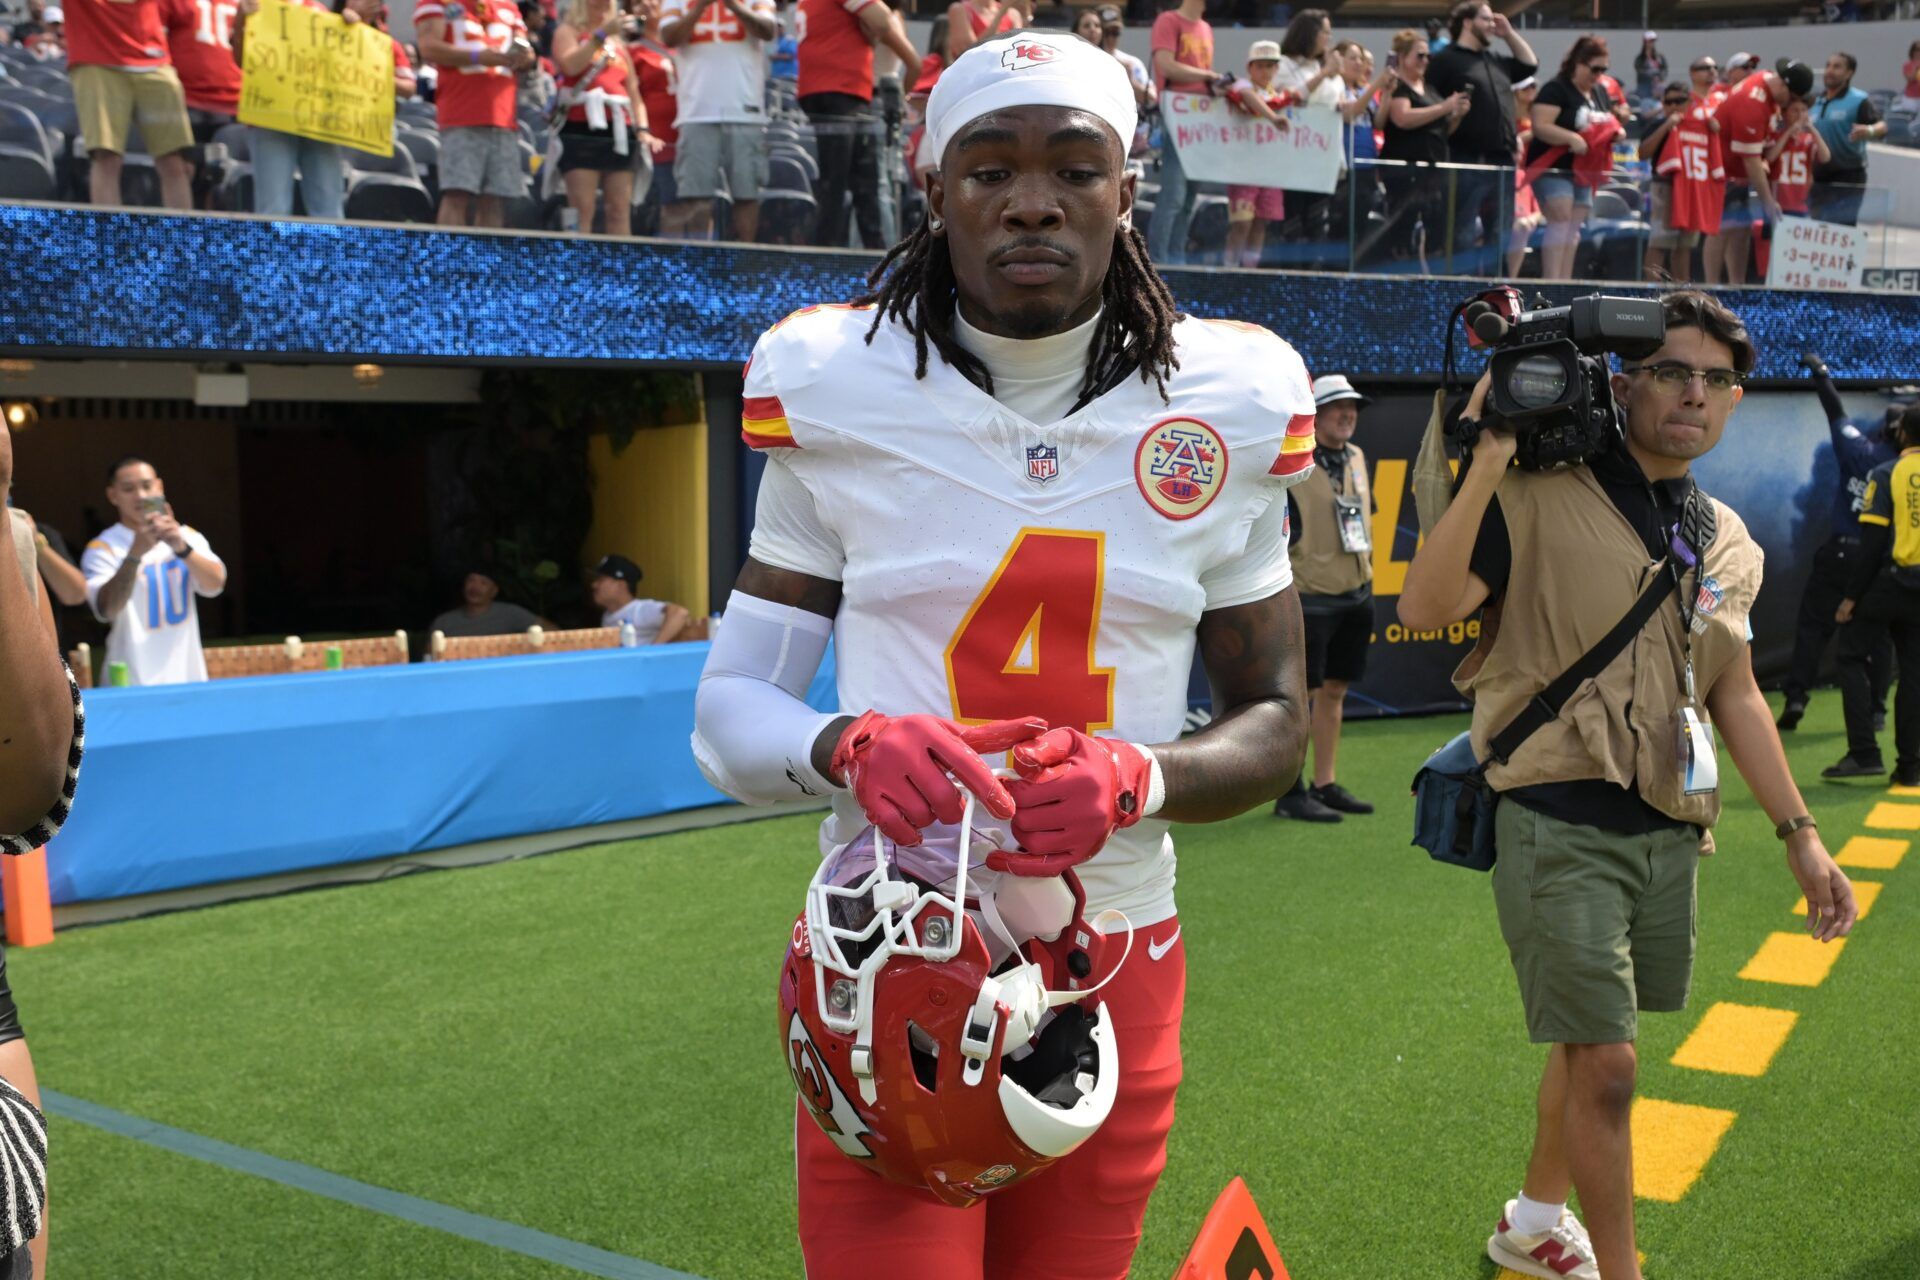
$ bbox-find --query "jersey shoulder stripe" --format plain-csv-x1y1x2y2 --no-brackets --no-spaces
740,303,878,451
1269,413,1317,478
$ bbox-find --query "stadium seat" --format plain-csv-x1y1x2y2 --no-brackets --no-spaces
349,144,417,180
395,128,439,195
760,184,816,245
0,145,55,199
344,171,435,223
1186,194,1230,262
0,101,51,166
212,121,251,161
1601,183,1641,216
212,162,254,213
503,192,547,230
1591,189,1633,222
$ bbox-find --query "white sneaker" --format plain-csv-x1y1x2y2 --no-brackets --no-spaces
1487,1198,1600,1279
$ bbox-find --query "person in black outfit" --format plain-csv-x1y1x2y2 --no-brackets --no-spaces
1371,27,1469,261
1778,351,1897,733
1829,403,1920,786
1525,35,1609,282
1425,0,1537,274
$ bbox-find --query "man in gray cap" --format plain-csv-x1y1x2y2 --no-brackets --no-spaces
1274,374,1377,822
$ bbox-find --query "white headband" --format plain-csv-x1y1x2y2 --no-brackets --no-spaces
923,32,1139,169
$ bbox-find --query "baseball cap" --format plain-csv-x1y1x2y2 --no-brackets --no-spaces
1248,40,1282,63
1776,58,1814,99
924,31,1137,163
1311,374,1370,408
42,4,61,20
1642,29,1657,41
1725,51,1755,73
1096,5,1122,26
591,553,642,584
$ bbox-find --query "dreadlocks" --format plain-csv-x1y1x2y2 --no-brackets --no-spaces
854,217,1182,412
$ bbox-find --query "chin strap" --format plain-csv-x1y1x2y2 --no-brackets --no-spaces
958,908,1133,1088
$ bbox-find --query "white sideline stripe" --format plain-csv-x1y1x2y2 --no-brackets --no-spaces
43,1091,705,1280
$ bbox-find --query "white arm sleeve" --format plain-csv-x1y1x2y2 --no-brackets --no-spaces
692,590,844,806
1198,497,1295,610
747,456,846,581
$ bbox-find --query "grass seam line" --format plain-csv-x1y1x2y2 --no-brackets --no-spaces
42,1091,705,1280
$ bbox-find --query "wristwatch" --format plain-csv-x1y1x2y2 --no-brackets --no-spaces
172,541,194,559
1774,814,1817,840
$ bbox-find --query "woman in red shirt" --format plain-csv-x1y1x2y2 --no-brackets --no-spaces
552,0,662,236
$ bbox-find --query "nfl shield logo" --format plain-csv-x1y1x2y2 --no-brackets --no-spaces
1696,575,1724,616
1026,444,1059,484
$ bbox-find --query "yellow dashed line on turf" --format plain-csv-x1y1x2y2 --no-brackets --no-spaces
1836,835,1909,869
1863,802,1920,831
1795,880,1882,920
1670,1003,1800,1077
1738,932,1849,987
1632,1098,1738,1202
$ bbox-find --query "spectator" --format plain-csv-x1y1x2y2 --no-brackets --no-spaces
589,553,689,641
1272,374,1376,824
796,0,916,250
1423,16,1445,55
158,0,240,156
416,0,537,228
1506,77,1542,276
1632,30,1665,105
1379,28,1468,260
1809,52,1887,227
431,569,543,637
1427,0,1538,274
80,457,227,686
941,0,1020,66
769,0,796,80
65,0,196,209
1767,94,1828,218
1526,35,1611,281
1722,51,1757,88
553,0,660,237
233,0,375,219
1641,81,1703,282
522,0,554,57
1094,6,1150,111
1709,58,1812,286
1271,9,1340,110
628,0,687,235
660,0,774,243
1222,40,1287,270
1333,39,1390,251
1904,40,1920,102
1144,0,1226,266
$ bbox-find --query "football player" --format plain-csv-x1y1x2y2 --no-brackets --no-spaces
693,30,1315,1280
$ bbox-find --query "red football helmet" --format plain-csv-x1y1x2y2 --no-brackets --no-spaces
779,793,1127,1208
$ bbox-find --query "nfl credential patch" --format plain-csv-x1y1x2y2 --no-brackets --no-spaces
1025,443,1059,484
1135,417,1228,520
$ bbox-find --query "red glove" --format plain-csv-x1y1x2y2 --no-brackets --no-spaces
831,711,1047,847
989,729,1157,877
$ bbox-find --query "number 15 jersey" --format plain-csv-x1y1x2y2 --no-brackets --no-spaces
742,305,1318,927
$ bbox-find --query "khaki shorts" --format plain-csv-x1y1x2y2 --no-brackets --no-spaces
1648,180,1701,251
1492,799,1698,1045
674,121,767,201
71,63,194,157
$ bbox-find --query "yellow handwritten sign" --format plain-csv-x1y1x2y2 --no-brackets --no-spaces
239,0,394,157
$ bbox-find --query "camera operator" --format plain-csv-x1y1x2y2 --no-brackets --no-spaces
1400,290,1854,1280
1273,375,1375,823
80,458,228,687
1831,403,1920,786
1777,350,1895,738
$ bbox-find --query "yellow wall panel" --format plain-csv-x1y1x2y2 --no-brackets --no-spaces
585,407,709,619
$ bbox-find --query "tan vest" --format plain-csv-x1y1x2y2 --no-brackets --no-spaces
1288,443,1373,596
1454,466,1764,829
8,509,35,606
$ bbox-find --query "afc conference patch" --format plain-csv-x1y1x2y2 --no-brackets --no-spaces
1135,417,1228,520
1025,443,1059,484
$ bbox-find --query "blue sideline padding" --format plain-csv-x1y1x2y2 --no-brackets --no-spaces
50,644,837,906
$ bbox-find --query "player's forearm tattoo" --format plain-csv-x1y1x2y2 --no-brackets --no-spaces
1152,585,1310,823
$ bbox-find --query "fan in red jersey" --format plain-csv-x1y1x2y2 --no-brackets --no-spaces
1706,57,1813,284
695,29,1313,1280
414,0,537,225
1752,95,1831,277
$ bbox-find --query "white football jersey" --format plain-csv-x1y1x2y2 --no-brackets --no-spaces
742,304,1317,927
81,524,223,686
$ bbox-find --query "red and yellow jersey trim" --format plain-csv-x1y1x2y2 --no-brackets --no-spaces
741,392,797,449
1268,412,1317,478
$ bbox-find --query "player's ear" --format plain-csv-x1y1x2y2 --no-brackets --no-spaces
1117,165,1135,229
926,171,947,235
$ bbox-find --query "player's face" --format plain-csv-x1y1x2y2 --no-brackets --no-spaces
1613,326,1743,471
1317,400,1358,445
106,462,162,525
931,105,1133,340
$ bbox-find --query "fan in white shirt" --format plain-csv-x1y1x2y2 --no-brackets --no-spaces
79,458,227,687
590,553,691,643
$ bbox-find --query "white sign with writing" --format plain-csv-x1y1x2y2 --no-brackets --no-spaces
1765,216,1868,292
1160,91,1343,193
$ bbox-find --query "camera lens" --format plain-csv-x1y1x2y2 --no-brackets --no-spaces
1505,353,1570,409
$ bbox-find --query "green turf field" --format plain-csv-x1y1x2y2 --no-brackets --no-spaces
15,695,1918,1279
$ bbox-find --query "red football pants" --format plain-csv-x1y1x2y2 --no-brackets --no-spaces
796,916,1186,1280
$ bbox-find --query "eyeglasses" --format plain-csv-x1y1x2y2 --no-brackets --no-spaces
1408,51,1428,59
1690,62,1715,72
1625,362,1746,395
1587,64,1610,74
1663,96,1689,105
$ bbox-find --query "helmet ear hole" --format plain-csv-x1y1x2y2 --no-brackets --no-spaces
1001,1004,1099,1108
908,1022,940,1093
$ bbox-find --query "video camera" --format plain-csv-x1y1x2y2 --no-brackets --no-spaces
1446,288,1666,472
